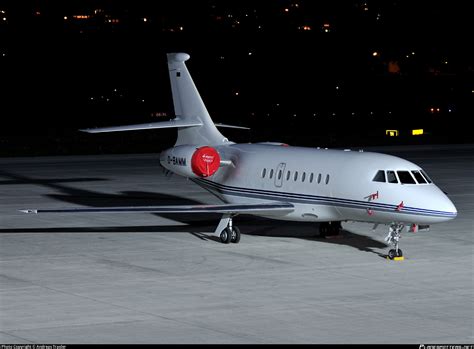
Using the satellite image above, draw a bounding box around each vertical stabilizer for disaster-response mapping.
[167,53,228,146]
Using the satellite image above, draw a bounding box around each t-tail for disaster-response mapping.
[81,52,237,146]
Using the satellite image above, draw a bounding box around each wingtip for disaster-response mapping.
[19,209,38,214]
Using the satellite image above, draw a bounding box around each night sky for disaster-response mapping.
[0,1,473,155]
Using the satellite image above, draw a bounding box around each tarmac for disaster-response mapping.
[0,144,472,344]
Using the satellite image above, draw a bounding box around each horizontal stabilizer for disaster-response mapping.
[20,202,294,216]
[80,117,202,133]
[215,123,250,130]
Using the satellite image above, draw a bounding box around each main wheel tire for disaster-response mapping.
[220,228,232,244]
[397,249,403,257]
[388,249,397,260]
[231,226,241,244]
[319,223,328,238]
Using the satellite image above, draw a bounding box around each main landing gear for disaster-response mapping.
[319,221,341,238]
[385,223,404,260]
[216,215,241,244]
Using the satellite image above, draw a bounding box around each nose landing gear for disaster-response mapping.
[385,223,404,260]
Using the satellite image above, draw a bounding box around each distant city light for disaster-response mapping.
[284,8,289,13]
[372,51,379,57]
[73,15,90,19]
[412,129,424,136]
[143,17,147,22]
[64,16,68,20]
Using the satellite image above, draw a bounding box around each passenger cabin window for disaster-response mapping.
[373,170,386,182]
[294,171,298,181]
[317,173,322,184]
[421,170,432,183]
[269,169,274,179]
[310,173,314,183]
[262,168,266,178]
[302,172,306,182]
[325,174,330,184]
[411,170,427,184]
[286,171,291,181]
[397,171,416,184]
[387,171,398,183]
[278,169,282,180]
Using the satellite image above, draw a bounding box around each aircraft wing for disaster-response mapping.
[20,202,294,216]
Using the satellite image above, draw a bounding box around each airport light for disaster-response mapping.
[412,129,424,136]
[386,130,399,137]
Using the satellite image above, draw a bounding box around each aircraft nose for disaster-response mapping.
[440,192,457,221]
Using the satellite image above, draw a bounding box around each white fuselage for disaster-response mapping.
[190,143,457,225]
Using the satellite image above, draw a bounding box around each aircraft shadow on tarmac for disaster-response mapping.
[0,170,388,254]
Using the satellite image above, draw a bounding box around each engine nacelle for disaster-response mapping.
[160,145,221,178]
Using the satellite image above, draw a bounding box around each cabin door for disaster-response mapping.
[274,163,286,188]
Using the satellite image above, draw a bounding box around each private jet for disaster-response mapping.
[21,52,457,259]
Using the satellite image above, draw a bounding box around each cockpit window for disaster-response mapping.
[397,171,416,184]
[420,169,432,183]
[387,171,398,183]
[411,170,427,184]
[373,170,386,182]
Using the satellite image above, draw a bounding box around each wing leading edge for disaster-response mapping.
[20,202,294,216]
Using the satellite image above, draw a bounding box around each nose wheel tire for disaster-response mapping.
[387,248,403,260]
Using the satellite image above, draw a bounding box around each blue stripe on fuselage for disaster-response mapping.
[192,178,456,218]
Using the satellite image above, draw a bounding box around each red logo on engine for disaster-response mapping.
[191,146,220,177]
